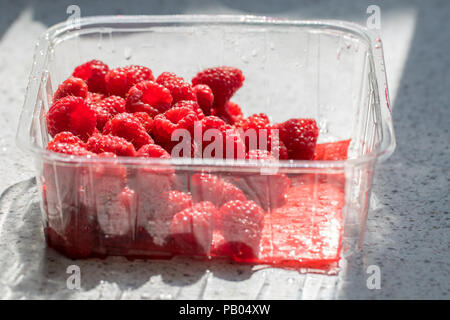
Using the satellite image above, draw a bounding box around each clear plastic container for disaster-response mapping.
[17,15,395,271]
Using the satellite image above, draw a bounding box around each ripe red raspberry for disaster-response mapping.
[152,106,199,151]
[132,112,153,134]
[125,80,172,116]
[199,115,227,156]
[190,173,246,207]
[46,140,94,156]
[277,118,319,160]
[238,149,291,210]
[144,190,193,246]
[218,200,265,259]
[235,113,286,159]
[246,149,273,160]
[46,95,97,141]
[96,187,136,237]
[85,91,106,103]
[193,84,214,115]
[105,65,155,97]
[86,133,136,157]
[53,76,88,102]
[50,131,87,148]
[137,143,171,158]
[72,59,109,94]
[192,66,245,108]
[90,95,126,131]
[211,101,243,125]
[156,72,197,105]
[170,201,217,255]
[103,113,154,149]
[172,100,205,120]
[199,116,246,159]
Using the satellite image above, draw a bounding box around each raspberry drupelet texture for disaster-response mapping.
[53,76,88,102]
[125,80,173,116]
[50,131,87,149]
[211,101,244,125]
[190,173,246,207]
[152,106,199,151]
[132,112,154,134]
[137,143,171,158]
[277,118,319,160]
[170,201,217,254]
[90,95,126,131]
[193,84,214,115]
[156,72,197,105]
[105,65,155,97]
[46,95,97,141]
[86,133,136,157]
[72,59,109,94]
[102,112,154,150]
[218,200,265,259]
[192,66,245,109]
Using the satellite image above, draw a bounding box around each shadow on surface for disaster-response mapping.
[0,178,254,299]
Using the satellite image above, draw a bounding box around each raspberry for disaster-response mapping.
[218,200,264,259]
[46,140,94,156]
[143,190,193,246]
[277,118,319,160]
[133,112,153,134]
[211,101,243,125]
[72,59,109,94]
[85,91,106,103]
[86,133,136,157]
[170,201,217,255]
[234,113,287,159]
[53,76,88,102]
[192,66,245,108]
[200,116,246,159]
[50,131,87,148]
[96,187,136,237]
[125,80,172,116]
[193,84,214,115]
[46,95,97,141]
[105,65,155,97]
[152,106,198,151]
[156,72,197,105]
[236,113,270,132]
[190,173,246,207]
[137,143,171,158]
[102,113,154,149]
[246,149,272,160]
[231,150,291,210]
[172,100,205,120]
[90,95,126,131]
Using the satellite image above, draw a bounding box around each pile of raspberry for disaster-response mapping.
[43,60,328,261]
[46,60,319,161]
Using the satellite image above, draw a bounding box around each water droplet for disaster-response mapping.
[241,55,249,64]
[251,49,258,57]
[269,42,275,50]
[287,278,295,284]
[124,47,132,60]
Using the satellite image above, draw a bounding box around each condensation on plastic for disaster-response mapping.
[16,15,395,271]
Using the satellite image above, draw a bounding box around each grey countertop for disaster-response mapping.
[0,0,448,299]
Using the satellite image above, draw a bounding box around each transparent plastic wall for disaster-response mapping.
[19,16,394,271]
